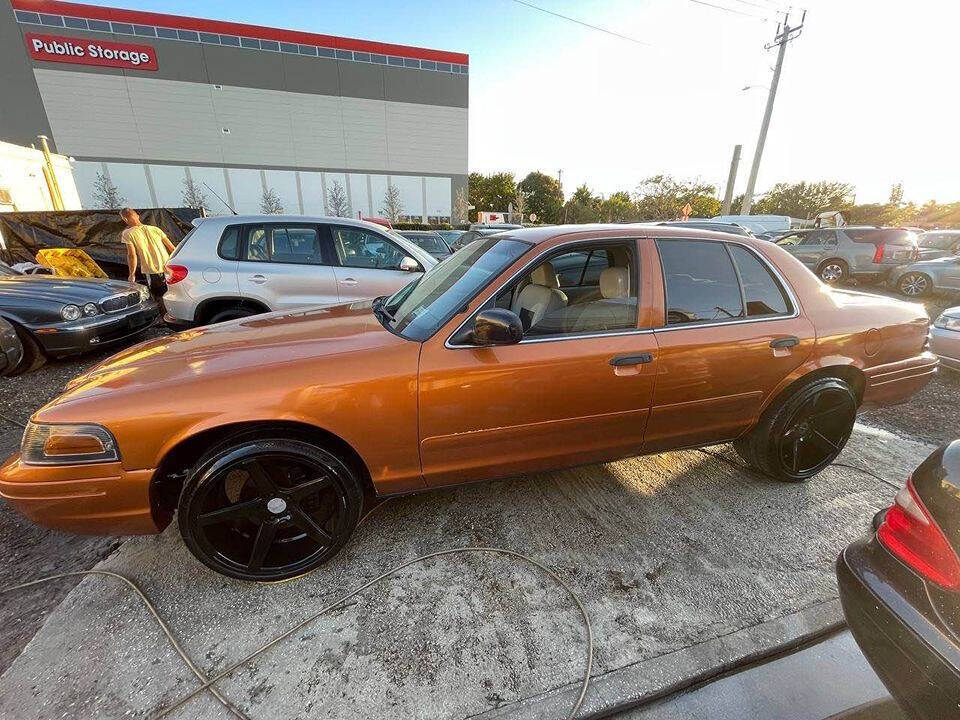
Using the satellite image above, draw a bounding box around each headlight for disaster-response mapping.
[138,286,150,302]
[934,314,960,331]
[82,302,99,317]
[21,422,120,465]
[60,304,81,321]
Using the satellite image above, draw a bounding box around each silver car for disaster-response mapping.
[931,306,960,372]
[889,253,960,297]
[917,230,960,260]
[779,226,918,284]
[163,215,436,326]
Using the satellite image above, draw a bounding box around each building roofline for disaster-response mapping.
[11,0,469,65]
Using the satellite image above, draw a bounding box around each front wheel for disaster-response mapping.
[734,376,858,482]
[897,272,932,298]
[178,435,363,581]
[818,260,848,285]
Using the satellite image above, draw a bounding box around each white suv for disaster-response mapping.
[163,215,437,326]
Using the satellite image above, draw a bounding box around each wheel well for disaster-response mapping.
[767,365,866,415]
[194,297,270,324]
[149,420,374,530]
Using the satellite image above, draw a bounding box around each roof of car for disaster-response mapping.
[193,214,387,231]
[490,223,772,246]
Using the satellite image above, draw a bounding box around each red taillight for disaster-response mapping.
[872,243,885,263]
[165,265,188,284]
[877,478,960,590]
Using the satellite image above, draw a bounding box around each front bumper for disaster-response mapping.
[931,326,960,372]
[29,300,159,356]
[862,352,939,405]
[837,538,960,720]
[0,452,159,535]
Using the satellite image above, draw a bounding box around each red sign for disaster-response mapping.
[25,33,158,71]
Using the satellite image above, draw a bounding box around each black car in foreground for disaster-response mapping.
[838,439,960,720]
[0,261,159,375]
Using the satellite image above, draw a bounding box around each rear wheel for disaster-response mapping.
[897,272,932,298]
[734,376,858,482]
[818,259,848,284]
[178,434,363,581]
[207,307,257,324]
[7,324,46,376]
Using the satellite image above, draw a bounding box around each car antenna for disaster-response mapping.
[203,182,237,215]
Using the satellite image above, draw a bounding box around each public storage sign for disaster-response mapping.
[25,33,158,71]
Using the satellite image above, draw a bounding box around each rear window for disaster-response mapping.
[218,226,240,260]
[657,239,744,325]
[843,228,916,245]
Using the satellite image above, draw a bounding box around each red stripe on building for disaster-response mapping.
[11,0,469,65]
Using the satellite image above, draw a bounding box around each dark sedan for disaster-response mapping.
[838,439,960,720]
[0,261,159,375]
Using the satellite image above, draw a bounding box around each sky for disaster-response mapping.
[87,0,958,204]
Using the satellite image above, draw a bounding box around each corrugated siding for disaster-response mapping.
[34,69,467,175]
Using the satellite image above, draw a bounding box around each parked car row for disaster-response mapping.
[0,224,937,582]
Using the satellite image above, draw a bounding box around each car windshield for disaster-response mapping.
[919,232,958,249]
[381,237,530,341]
[401,232,449,254]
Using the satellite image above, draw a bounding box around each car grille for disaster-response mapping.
[99,291,141,313]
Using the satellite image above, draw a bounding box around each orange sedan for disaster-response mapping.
[0,225,938,580]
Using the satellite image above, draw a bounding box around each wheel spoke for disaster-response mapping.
[197,498,261,526]
[811,429,841,452]
[289,506,334,546]
[791,439,800,473]
[289,475,332,501]
[244,459,277,496]
[247,521,277,571]
[809,403,846,422]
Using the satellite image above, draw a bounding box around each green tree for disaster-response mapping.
[600,191,635,222]
[563,183,600,224]
[468,172,517,218]
[634,175,718,220]
[751,181,854,219]
[380,183,404,222]
[518,171,563,223]
[889,183,904,206]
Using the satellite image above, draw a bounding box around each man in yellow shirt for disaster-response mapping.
[120,208,176,307]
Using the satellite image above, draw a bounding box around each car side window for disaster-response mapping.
[218,226,240,260]
[802,230,834,245]
[332,226,407,270]
[657,239,744,325]
[492,243,637,337]
[242,225,324,265]
[728,245,791,317]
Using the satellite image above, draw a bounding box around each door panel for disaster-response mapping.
[332,266,420,302]
[330,224,422,301]
[645,317,815,452]
[417,334,659,487]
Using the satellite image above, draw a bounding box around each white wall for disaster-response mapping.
[0,140,82,211]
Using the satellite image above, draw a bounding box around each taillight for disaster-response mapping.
[165,265,188,284]
[872,243,885,263]
[877,478,960,590]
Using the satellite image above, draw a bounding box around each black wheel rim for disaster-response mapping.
[776,388,856,477]
[189,450,347,579]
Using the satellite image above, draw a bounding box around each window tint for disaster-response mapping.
[493,244,637,337]
[657,239,744,325]
[844,228,915,245]
[218,226,240,260]
[728,245,791,317]
[243,225,323,264]
[801,230,836,245]
[333,227,408,269]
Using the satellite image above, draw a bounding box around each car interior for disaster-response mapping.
[333,228,405,269]
[493,244,638,336]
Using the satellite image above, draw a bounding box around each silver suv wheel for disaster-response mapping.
[820,262,845,283]
[898,272,930,297]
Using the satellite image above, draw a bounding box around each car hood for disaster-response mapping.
[0,274,140,304]
[57,300,402,400]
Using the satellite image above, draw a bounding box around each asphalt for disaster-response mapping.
[0,422,933,720]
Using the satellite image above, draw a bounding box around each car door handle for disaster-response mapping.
[770,336,799,349]
[609,353,653,366]
[339,277,358,286]
[248,274,266,284]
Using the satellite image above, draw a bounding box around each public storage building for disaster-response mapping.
[0,0,468,221]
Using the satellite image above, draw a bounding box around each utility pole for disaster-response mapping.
[740,10,805,216]
[721,144,742,215]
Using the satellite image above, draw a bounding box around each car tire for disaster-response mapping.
[7,324,46,376]
[734,376,858,482]
[897,272,932,298]
[178,430,363,581]
[207,307,258,324]
[818,259,848,284]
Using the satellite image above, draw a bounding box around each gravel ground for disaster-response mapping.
[0,325,170,674]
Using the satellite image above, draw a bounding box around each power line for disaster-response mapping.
[687,0,770,20]
[726,0,780,10]
[509,0,652,47]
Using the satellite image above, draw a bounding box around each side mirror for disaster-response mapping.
[473,308,523,346]
[399,256,420,272]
